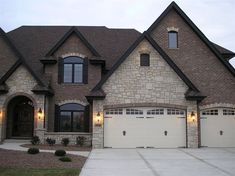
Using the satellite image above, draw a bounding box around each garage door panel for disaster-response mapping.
[200,108,235,147]
[104,107,186,148]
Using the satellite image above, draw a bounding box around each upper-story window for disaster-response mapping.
[168,31,178,49]
[58,56,88,84]
[140,53,150,66]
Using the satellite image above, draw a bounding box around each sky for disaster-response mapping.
[0,0,235,66]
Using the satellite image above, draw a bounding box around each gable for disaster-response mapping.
[46,27,100,57]
[148,6,235,104]
[102,39,189,105]
[6,65,37,95]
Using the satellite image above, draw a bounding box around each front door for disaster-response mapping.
[12,101,34,137]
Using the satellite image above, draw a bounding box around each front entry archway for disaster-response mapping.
[6,96,34,138]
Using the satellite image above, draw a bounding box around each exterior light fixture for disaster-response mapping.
[38,108,42,119]
[191,111,196,122]
[95,112,102,126]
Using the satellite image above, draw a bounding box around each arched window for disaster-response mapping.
[58,56,88,84]
[58,103,87,132]
[168,31,178,49]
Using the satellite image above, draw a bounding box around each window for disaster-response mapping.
[147,109,164,115]
[58,56,88,84]
[168,31,178,49]
[126,108,143,115]
[105,108,123,115]
[223,109,235,115]
[140,53,150,66]
[59,103,86,132]
[201,109,218,115]
[167,108,184,115]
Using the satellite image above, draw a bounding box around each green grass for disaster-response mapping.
[0,168,80,176]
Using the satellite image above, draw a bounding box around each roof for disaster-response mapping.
[0,28,49,88]
[92,32,203,99]
[7,26,141,71]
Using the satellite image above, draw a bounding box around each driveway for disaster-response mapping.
[80,148,235,176]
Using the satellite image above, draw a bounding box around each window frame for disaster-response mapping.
[140,53,150,66]
[168,31,178,49]
[59,103,85,132]
[62,56,84,84]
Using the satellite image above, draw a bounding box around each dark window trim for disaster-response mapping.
[168,31,178,49]
[140,53,150,66]
[62,56,84,84]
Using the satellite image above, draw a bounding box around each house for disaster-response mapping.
[0,2,235,148]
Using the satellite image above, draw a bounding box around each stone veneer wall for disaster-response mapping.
[92,40,198,148]
[0,66,46,142]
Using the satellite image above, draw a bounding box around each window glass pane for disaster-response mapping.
[74,64,83,83]
[64,64,72,83]
[73,112,84,132]
[168,32,178,48]
[140,54,150,66]
[60,112,71,132]
[64,56,83,63]
[60,103,85,111]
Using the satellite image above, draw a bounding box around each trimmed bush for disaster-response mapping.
[27,148,39,154]
[59,156,72,162]
[31,136,40,145]
[77,136,86,146]
[46,138,56,146]
[55,149,66,157]
[61,138,69,146]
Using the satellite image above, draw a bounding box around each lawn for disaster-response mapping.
[0,148,87,176]
[0,168,80,176]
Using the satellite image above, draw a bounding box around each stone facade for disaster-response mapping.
[150,9,235,105]
[0,65,45,142]
[92,40,199,148]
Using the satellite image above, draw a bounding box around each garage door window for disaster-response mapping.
[202,109,218,115]
[167,108,184,115]
[105,108,123,115]
[126,108,143,115]
[147,109,164,115]
[223,109,235,115]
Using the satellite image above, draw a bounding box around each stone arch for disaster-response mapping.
[58,99,88,106]
[61,53,86,59]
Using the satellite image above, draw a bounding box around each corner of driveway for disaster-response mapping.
[80,148,235,176]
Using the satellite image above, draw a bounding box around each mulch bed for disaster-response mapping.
[0,148,87,169]
[21,144,92,151]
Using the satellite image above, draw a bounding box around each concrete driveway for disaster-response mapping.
[80,148,235,176]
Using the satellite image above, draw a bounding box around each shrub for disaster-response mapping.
[77,136,86,146]
[61,138,69,146]
[28,148,39,154]
[55,149,66,156]
[46,138,56,146]
[31,136,40,145]
[59,156,72,162]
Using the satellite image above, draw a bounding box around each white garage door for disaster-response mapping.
[200,108,235,147]
[104,107,186,148]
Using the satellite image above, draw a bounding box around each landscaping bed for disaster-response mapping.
[0,148,87,176]
[21,144,91,151]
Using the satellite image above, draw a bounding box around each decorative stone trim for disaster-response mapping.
[104,103,187,110]
[61,53,86,58]
[58,99,88,106]
[138,49,151,54]
[167,27,179,32]
[199,103,235,110]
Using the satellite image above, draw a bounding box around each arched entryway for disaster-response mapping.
[6,96,34,138]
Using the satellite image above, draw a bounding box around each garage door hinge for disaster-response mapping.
[104,146,112,148]
[177,116,185,118]
[200,117,207,119]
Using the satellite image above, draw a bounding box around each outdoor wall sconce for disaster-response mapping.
[191,111,196,122]
[38,108,43,120]
[0,110,2,120]
[95,112,102,126]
